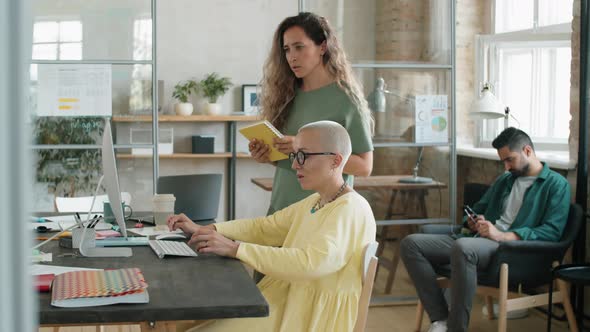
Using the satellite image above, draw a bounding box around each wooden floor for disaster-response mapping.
[39,242,574,332]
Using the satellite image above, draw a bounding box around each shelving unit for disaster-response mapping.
[115,114,259,219]
[117,152,252,159]
[113,115,260,122]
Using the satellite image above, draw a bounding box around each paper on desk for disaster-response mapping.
[127,227,182,237]
[31,264,101,276]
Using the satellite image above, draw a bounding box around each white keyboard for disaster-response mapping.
[148,240,198,259]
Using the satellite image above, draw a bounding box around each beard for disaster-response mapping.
[509,162,530,177]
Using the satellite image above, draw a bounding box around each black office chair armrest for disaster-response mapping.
[480,240,567,287]
[496,239,566,255]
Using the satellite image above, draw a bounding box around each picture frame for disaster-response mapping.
[242,84,260,115]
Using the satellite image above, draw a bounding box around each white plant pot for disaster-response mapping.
[204,102,222,115]
[175,103,193,116]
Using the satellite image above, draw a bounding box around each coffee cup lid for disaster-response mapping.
[153,194,175,201]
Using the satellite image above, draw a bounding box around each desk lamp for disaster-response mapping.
[469,83,510,128]
[399,146,433,183]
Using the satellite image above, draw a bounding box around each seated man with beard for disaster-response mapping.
[400,127,571,332]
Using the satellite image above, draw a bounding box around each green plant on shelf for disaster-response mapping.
[199,73,232,103]
[172,80,199,103]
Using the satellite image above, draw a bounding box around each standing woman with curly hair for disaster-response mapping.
[250,12,374,214]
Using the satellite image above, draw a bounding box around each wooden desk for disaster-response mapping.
[251,175,446,222]
[38,241,268,331]
[251,175,447,298]
[251,175,445,191]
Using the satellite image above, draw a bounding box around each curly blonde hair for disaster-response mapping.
[260,12,374,134]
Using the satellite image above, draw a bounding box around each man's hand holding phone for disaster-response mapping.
[463,205,480,234]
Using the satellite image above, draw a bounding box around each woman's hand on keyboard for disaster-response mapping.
[188,227,239,258]
[167,213,199,234]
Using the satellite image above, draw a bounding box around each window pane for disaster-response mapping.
[32,43,57,60]
[499,50,533,134]
[59,21,82,42]
[552,48,571,139]
[538,0,573,27]
[495,0,534,33]
[33,21,58,43]
[59,42,82,60]
[491,45,570,143]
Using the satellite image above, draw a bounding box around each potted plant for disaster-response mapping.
[172,80,198,116]
[199,73,233,115]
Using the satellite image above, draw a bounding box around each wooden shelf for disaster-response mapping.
[112,115,260,122]
[117,152,252,159]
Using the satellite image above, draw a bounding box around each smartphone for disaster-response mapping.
[463,205,478,223]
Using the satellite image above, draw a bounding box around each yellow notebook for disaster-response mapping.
[239,120,288,161]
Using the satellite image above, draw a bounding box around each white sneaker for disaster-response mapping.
[427,320,448,332]
[482,303,529,319]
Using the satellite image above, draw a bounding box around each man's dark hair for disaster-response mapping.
[491,127,535,151]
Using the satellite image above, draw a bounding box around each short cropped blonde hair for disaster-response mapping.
[299,120,352,169]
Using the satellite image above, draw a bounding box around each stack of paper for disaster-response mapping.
[51,268,149,307]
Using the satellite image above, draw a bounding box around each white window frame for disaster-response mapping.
[474,9,572,150]
[32,19,83,61]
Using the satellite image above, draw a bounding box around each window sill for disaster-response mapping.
[456,145,575,170]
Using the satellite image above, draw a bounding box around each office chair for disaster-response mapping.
[354,241,379,332]
[157,174,222,221]
[414,204,583,332]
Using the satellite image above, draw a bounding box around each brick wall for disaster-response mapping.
[371,0,488,220]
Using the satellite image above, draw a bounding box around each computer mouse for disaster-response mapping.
[155,233,187,240]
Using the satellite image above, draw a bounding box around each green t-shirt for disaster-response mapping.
[267,83,373,214]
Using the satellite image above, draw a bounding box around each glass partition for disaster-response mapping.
[32,0,152,61]
[354,67,452,142]
[304,0,452,64]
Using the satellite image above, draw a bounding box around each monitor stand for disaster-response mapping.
[76,174,133,258]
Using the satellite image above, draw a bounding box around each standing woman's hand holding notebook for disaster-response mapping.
[240,121,289,162]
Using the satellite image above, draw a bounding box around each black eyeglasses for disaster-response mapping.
[289,150,336,165]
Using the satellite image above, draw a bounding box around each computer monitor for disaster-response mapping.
[79,121,132,257]
[102,121,128,238]
[158,174,222,221]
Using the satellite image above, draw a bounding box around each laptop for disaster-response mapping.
[157,174,222,222]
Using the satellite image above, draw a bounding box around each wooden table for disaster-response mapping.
[251,175,446,223]
[38,240,268,331]
[251,175,447,300]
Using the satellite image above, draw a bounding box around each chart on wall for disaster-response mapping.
[37,64,112,117]
[414,95,448,143]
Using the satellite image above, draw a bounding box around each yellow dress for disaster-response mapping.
[198,191,376,332]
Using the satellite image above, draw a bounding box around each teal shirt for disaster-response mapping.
[468,163,571,241]
[268,83,373,214]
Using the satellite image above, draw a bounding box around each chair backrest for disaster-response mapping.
[157,174,222,221]
[354,241,378,332]
[480,204,585,288]
[463,182,490,207]
[55,192,132,213]
[558,204,584,249]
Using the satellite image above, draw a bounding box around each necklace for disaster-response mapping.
[310,182,347,214]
